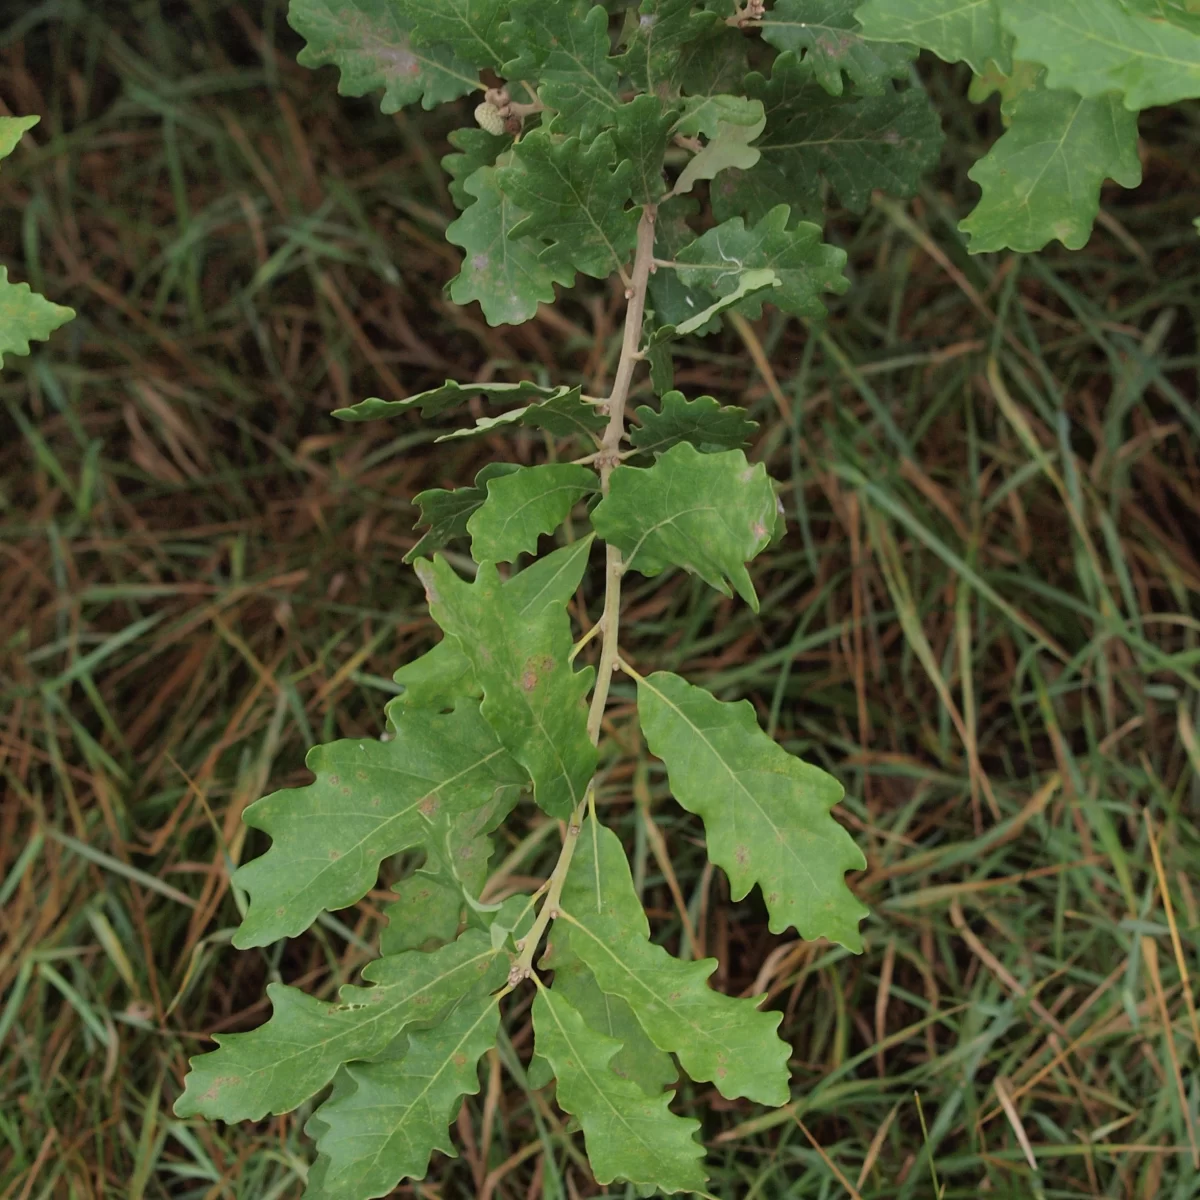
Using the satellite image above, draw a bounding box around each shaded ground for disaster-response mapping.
[2,3,1200,1198]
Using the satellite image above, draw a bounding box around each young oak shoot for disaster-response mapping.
[175,1,1196,1195]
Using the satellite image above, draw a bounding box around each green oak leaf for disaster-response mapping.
[406,462,521,563]
[231,699,525,947]
[713,54,943,222]
[447,163,575,326]
[961,83,1142,253]
[854,0,1010,74]
[174,932,505,1120]
[614,94,678,204]
[532,984,707,1193]
[335,378,566,421]
[312,986,503,1198]
[467,463,600,563]
[591,441,776,610]
[380,784,520,952]
[630,391,758,455]
[393,0,513,68]
[287,0,479,112]
[443,126,512,209]
[416,558,597,820]
[0,266,75,369]
[392,536,595,712]
[560,819,792,1105]
[759,0,916,96]
[498,130,638,280]
[436,387,606,443]
[503,0,622,135]
[673,204,849,319]
[1000,0,1200,110]
[636,670,868,949]
[540,929,678,1097]
[672,99,765,195]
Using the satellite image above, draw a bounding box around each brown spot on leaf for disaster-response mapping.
[734,844,749,865]
[329,849,341,860]
[328,774,339,786]
[453,1053,468,1067]
[419,794,440,817]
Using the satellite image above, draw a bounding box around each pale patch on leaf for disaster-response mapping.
[287,0,480,111]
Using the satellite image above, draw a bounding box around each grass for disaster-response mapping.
[2,2,1200,1198]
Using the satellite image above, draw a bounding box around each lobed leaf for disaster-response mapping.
[416,557,596,819]
[636,670,868,949]
[175,931,505,1121]
[539,928,677,1097]
[629,390,758,455]
[560,819,792,1105]
[713,53,943,221]
[854,0,1010,74]
[287,0,479,112]
[467,463,600,563]
[532,985,707,1193]
[405,462,520,563]
[759,0,916,96]
[446,163,575,326]
[672,99,765,196]
[591,441,777,611]
[960,82,1142,253]
[231,699,525,947]
[498,130,638,280]
[1000,0,1200,110]
[673,204,849,320]
[392,537,595,712]
[503,0,623,135]
[310,986,503,1198]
